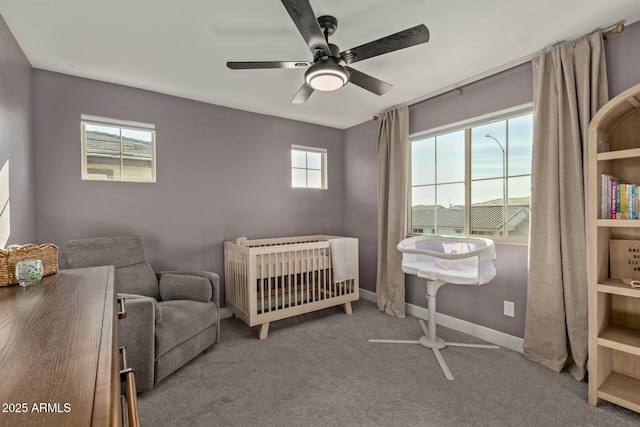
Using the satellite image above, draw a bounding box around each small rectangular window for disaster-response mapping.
[81,115,156,183]
[291,145,327,189]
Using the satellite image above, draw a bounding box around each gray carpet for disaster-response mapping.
[138,300,639,426]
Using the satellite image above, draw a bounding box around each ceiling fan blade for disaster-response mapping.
[281,0,331,55]
[227,61,310,70]
[340,24,430,64]
[291,83,314,104]
[345,67,392,96]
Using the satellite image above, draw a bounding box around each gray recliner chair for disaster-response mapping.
[60,235,220,393]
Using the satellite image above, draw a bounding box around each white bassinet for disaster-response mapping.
[398,235,496,285]
[370,234,499,380]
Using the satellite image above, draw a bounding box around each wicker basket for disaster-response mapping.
[0,243,59,286]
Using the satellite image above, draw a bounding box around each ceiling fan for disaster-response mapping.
[227,0,430,103]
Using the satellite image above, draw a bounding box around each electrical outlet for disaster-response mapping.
[504,301,515,317]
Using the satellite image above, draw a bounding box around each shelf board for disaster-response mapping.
[598,279,640,297]
[598,372,640,413]
[597,219,640,227]
[597,147,640,161]
[598,325,640,355]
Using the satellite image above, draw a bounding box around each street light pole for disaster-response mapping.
[486,134,506,236]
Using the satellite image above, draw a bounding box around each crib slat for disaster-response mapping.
[248,253,257,319]
[257,254,261,314]
[311,248,316,303]
[292,251,296,307]
[328,247,333,297]
[324,248,329,299]
[313,250,317,301]
[276,252,282,310]
[328,248,331,299]
[239,254,243,310]
[245,253,249,311]
[288,250,292,308]
[302,249,307,303]
[314,251,318,301]
[267,253,272,312]
[304,249,313,303]
[320,249,324,300]
[294,250,299,306]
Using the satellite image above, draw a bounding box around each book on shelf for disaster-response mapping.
[621,183,626,218]
[601,173,639,219]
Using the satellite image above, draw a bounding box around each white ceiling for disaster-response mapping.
[1,0,640,129]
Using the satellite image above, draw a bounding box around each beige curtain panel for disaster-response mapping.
[524,32,608,381]
[376,106,409,318]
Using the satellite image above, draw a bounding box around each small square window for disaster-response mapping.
[291,145,327,189]
[81,115,156,183]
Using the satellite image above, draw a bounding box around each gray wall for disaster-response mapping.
[343,21,640,338]
[606,21,640,98]
[0,15,34,246]
[32,71,345,304]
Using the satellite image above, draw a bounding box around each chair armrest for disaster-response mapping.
[156,271,220,308]
[156,271,221,344]
[119,293,162,323]
[117,293,157,393]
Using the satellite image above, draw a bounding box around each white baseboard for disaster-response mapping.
[358,288,523,353]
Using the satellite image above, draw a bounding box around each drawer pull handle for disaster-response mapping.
[119,346,128,371]
[117,297,127,319]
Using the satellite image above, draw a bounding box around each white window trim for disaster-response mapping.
[408,103,533,244]
[291,144,328,189]
[81,115,156,183]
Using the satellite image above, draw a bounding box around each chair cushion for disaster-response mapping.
[116,262,160,300]
[159,274,212,303]
[155,300,218,358]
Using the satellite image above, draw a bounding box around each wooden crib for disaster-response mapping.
[224,235,359,339]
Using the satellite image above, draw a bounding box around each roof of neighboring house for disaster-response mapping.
[85,131,152,157]
[412,205,530,231]
[472,197,530,207]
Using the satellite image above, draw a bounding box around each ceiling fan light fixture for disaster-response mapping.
[305,60,348,91]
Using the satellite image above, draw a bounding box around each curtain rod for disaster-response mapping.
[373,22,625,121]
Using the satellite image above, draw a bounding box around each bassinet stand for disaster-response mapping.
[369,235,500,381]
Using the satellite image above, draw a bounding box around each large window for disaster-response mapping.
[410,105,532,241]
[81,115,156,183]
[291,145,327,189]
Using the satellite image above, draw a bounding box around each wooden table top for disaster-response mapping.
[0,266,117,426]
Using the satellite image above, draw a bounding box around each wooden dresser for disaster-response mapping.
[0,266,135,426]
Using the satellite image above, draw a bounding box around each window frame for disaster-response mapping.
[81,114,156,183]
[291,145,328,189]
[408,103,533,244]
